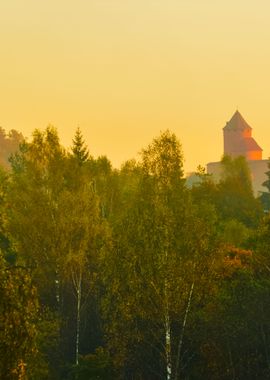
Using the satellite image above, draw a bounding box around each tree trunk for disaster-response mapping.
[175,282,194,380]
[164,274,172,380]
[75,272,82,366]
[165,308,172,380]
[55,266,60,306]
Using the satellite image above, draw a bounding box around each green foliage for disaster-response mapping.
[28,309,61,380]
[195,268,270,379]
[69,348,113,380]
[217,155,263,227]
[259,159,270,211]
[221,155,253,192]
[101,131,221,378]
[191,155,263,229]
[87,155,118,219]
[1,126,270,379]
[141,129,184,189]
[6,126,109,376]
[220,219,250,247]
[0,253,38,379]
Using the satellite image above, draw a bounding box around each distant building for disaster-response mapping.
[207,111,269,195]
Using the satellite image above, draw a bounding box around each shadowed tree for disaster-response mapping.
[259,159,270,211]
[216,155,263,227]
[0,252,38,379]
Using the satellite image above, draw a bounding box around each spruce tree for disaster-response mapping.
[71,127,89,164]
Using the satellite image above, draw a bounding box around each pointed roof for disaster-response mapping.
[223,110,252,131]
[239,137,262,152]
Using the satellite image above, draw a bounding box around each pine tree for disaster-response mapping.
[71,127,89,164]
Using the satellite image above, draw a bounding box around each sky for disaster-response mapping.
[1,0,270,173]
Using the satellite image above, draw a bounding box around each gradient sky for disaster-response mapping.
[1,0,270,172]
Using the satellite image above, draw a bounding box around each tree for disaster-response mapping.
[259,159,270,211]
[192,248,270,380]
[0,127,24,169]
[0,252,38,379]
[6,126,108,376]
[101,131,220,380]
[8,126,67,306]
[60,172,105,367]
[216,155,263,227]
[71,128,89,165]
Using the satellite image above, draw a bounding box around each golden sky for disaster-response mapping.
[1,0,270,172]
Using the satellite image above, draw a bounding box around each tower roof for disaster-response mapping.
[238,137,262,152]
[223,110,252,131]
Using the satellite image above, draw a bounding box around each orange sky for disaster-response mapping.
[1,0,270,172]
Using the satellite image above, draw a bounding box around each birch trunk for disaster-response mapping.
[75,270,82,366]
[164,273,172,380]
[165,308,172,380]
[55,266,60,305]
[175,282,194,380]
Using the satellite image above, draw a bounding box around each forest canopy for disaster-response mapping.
[0,126,270,380]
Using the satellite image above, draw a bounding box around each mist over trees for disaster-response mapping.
[1,126,270,379]
[0,127,24,169]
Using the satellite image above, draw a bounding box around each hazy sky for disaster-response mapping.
[1,0,270,172]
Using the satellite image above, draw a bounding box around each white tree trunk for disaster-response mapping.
[165,308,172,380]
[55,266,60,305]
[175,282,194,380]
[75,271,82,366]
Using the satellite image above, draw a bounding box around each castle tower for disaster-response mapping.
[223,110,262,160]
[207,111,269,195]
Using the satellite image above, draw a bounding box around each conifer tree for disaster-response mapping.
[71,127,89,164]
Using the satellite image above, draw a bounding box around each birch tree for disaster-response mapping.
[6,126,107,372]
[102,131,219,379]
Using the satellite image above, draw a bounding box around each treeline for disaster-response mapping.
[0,127,24,169]
[0,127,270,380]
